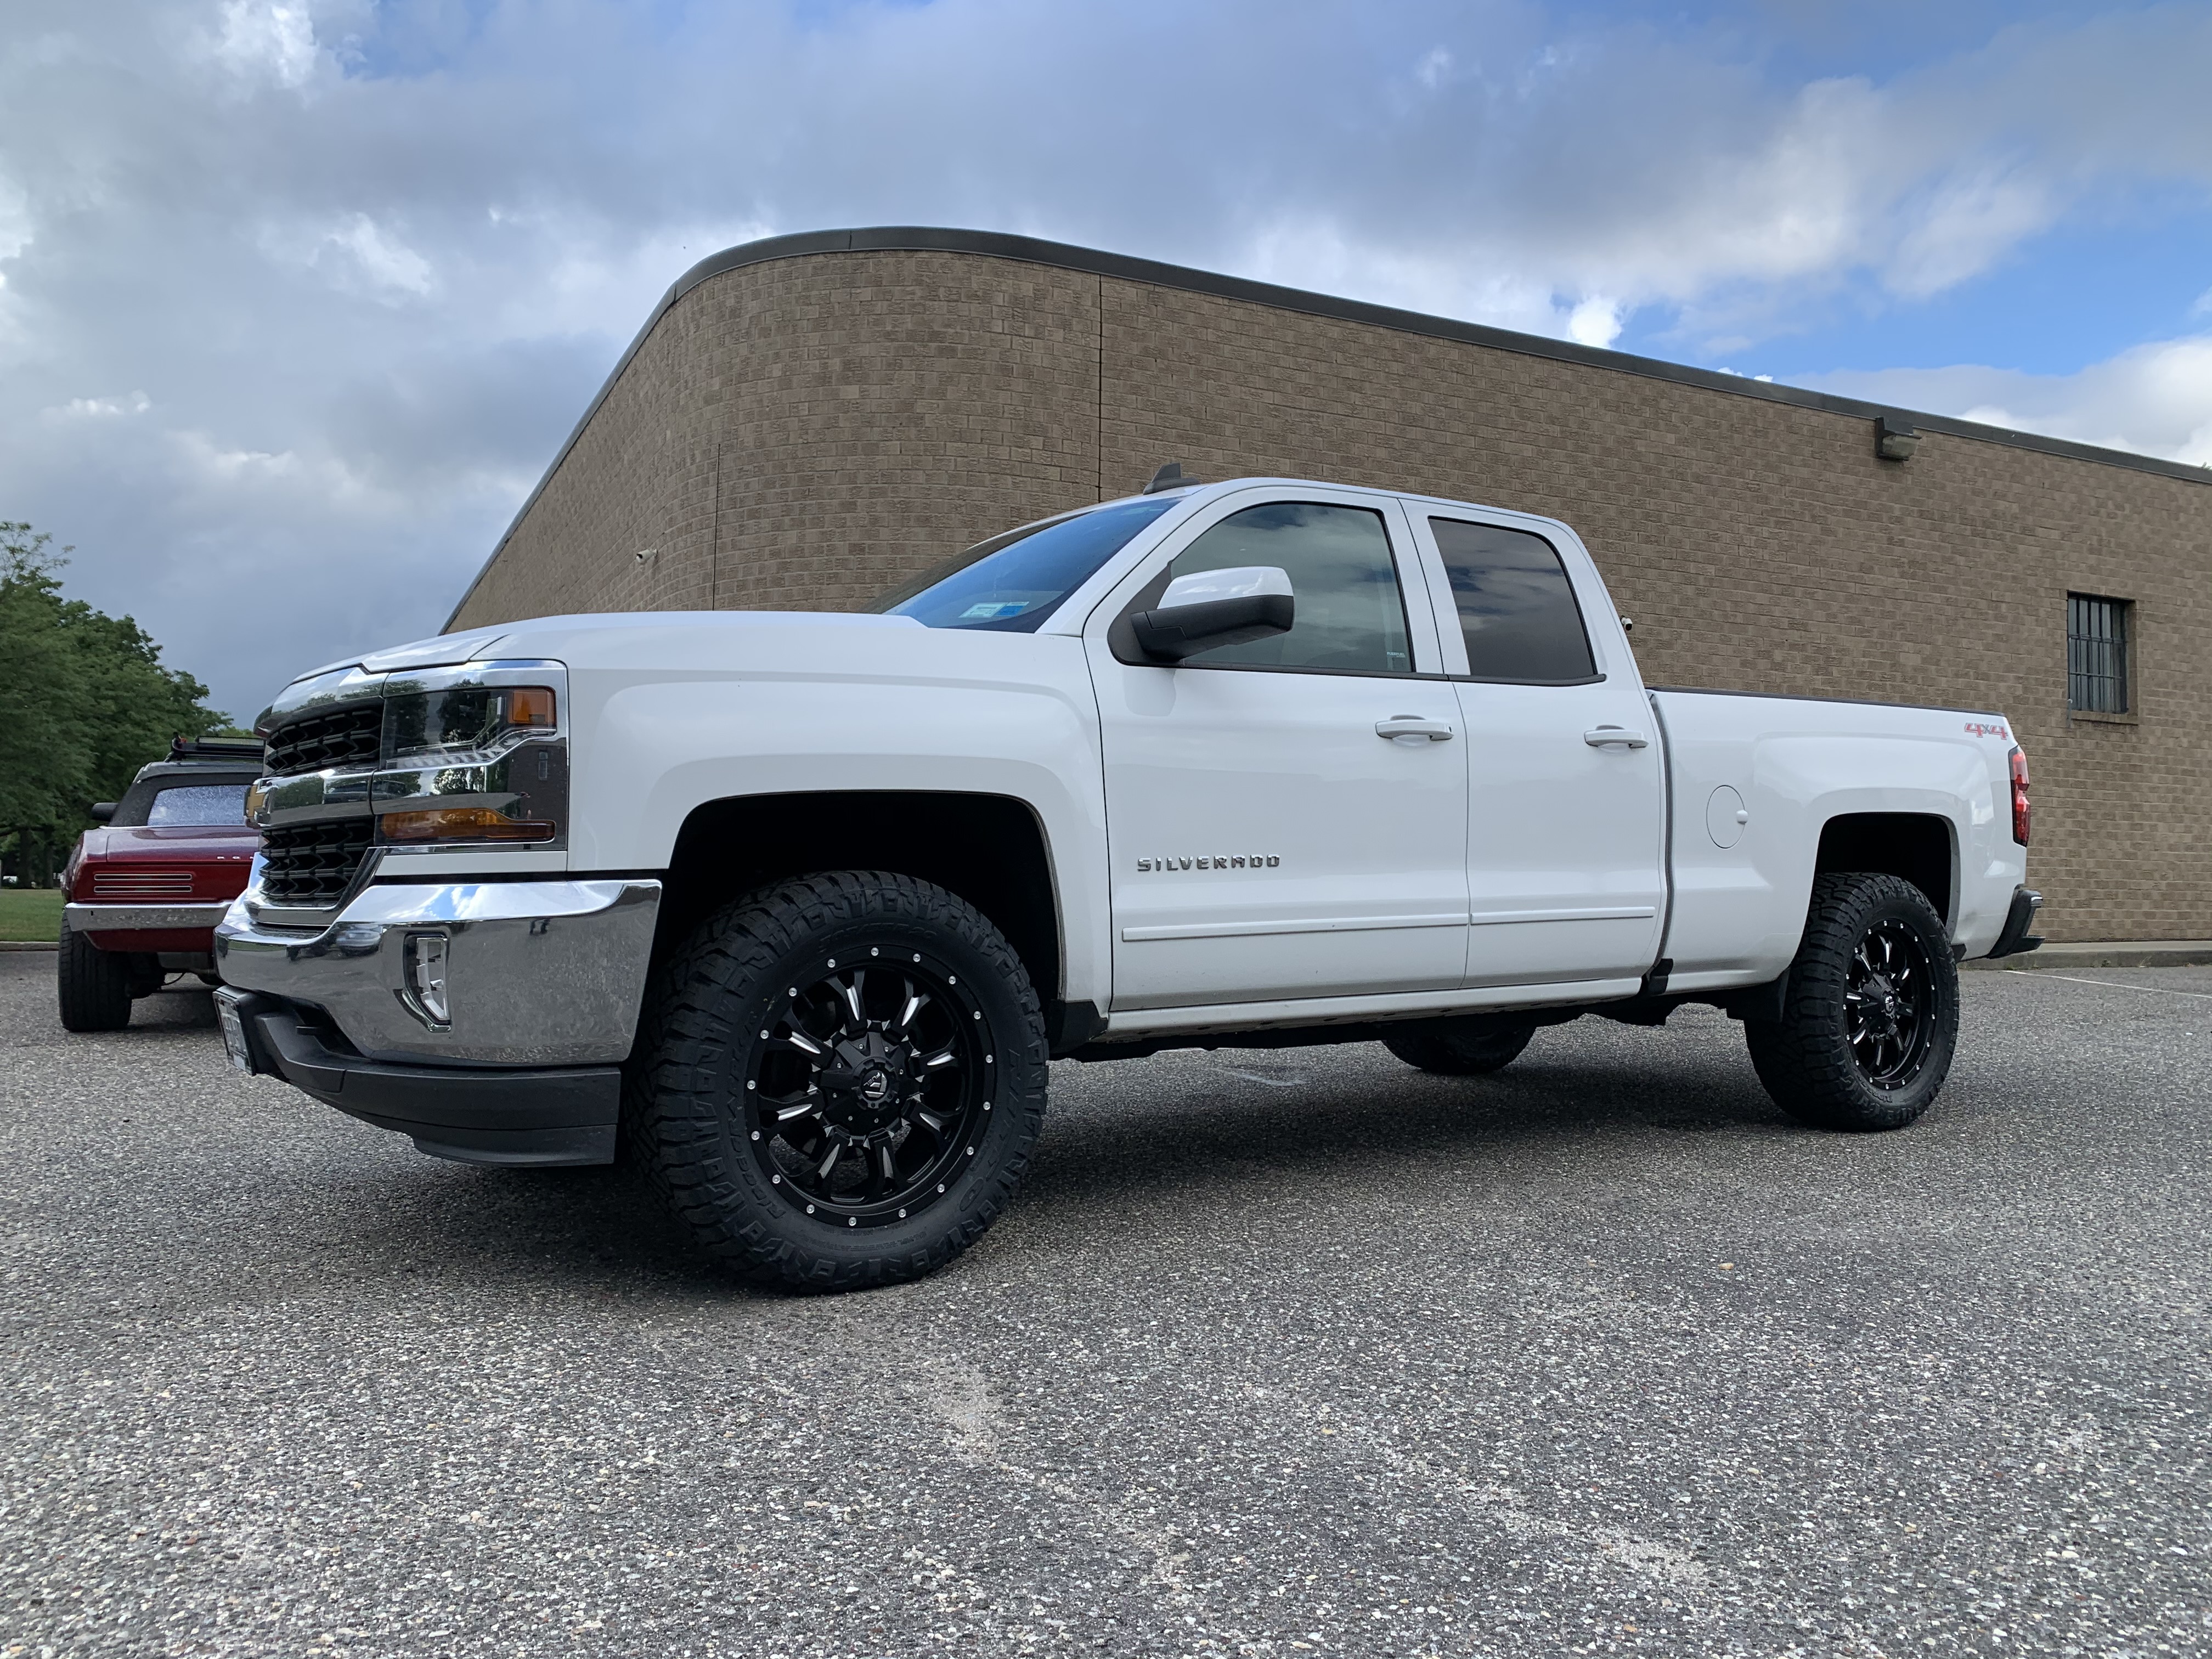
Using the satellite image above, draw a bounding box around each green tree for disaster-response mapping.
[1,523,234,885]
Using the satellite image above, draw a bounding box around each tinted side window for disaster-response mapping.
[108,772,257,827]
[1430,518,1595,682]
[1165,503,1412,674]
[147,783,250,827]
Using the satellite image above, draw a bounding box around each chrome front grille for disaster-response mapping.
[258,819,375,907]
[264,703,383,777]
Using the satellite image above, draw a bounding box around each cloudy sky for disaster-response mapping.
[3,1,2209,723]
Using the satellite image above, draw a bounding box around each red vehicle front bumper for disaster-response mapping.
[63,901,236,956]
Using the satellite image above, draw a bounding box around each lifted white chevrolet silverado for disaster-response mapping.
[217,473,2043,1288]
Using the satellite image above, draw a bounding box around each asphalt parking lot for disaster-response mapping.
[2,953,2207,1659]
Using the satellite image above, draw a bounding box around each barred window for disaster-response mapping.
[2067,594,2131,714]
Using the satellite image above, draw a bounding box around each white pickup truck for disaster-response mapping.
[216,472,2043,1288]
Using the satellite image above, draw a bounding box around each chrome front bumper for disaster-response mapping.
[66,901,233,932]
[215,878,662,1066]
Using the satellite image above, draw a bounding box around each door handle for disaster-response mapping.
[1583,726,1649,749]
[1376,716,1455,742]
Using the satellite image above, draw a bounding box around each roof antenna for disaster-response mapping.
[1141,462,1199,495]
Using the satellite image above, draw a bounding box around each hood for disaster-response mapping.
[470,608,919,657]
[271,628,516,706]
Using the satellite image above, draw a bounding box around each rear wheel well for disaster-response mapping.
[1813,812,1954,929]
[654,792,1061,1005]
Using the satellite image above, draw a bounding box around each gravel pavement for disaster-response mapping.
[2,952,2207,1658]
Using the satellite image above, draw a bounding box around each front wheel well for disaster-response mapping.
[653,792,1062,1006]
[1813,812,1954,929]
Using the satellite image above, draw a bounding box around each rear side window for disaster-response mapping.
[1429,518,1596,682]
[1163,503,1412,675]
[109,773,258,827]
[147,783,250,827]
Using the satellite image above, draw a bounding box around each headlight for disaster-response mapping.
[372,661,569,848]
[383,683,557,768]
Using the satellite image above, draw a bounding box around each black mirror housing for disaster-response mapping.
[89,803,117,824]
[1131,593,1295,663]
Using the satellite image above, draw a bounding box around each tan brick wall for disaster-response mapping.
[452,249,2212,941]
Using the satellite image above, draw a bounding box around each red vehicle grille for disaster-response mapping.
[90,870,196,899]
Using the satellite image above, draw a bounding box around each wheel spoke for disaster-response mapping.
[774,1029,826,1057]
[841,973,866,1031]
[897,990,927,1031]
[774,1100,817,1122]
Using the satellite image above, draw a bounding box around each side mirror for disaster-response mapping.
[1131,566,1296,663]
[89,803,117,824]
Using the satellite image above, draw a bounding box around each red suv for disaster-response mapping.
[58,738,264,1031]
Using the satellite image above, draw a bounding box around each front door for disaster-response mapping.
[1409,511,1667,987]
[1086,490,1470,1011]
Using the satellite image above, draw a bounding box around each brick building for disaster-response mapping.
[446,228,2212,940]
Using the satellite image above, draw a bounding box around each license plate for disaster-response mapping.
[214,989,256,1075]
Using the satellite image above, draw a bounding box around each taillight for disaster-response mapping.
[2008,746,2031,846]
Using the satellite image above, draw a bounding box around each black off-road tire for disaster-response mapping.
[1746,872,1960,1131]
[1382,1017,1536,1076]
[625,871,1049,1291]
[57,926,134,1032]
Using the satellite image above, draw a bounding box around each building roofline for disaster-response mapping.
[445,225,2211,631]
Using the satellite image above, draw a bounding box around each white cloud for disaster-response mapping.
[1884,168,2055,300]
[1808,335,2212,469]
[317,213,434,297]
[213,1,321,90]
[0,172,29,262]
[1566,297,1622,349]
[43,392,151,421]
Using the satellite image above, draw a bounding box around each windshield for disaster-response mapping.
[871,496,1181,631]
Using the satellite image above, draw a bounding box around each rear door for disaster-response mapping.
[1404,510,1667,987]
[1084,488,1469,1011]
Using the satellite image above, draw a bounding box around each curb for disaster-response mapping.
[0,941,59,952]
[1964,943,2212,972]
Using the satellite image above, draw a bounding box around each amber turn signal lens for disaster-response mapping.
[381,806,554,843]
[504,687,557,729]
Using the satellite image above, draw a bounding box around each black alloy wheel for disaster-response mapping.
[627,871,1049,1290]
[747,951,992,1227]
[1746,871,1960,1132]
[1843,918,1936,1090]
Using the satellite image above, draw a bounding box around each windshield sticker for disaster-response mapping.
[960,601,1029,620]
